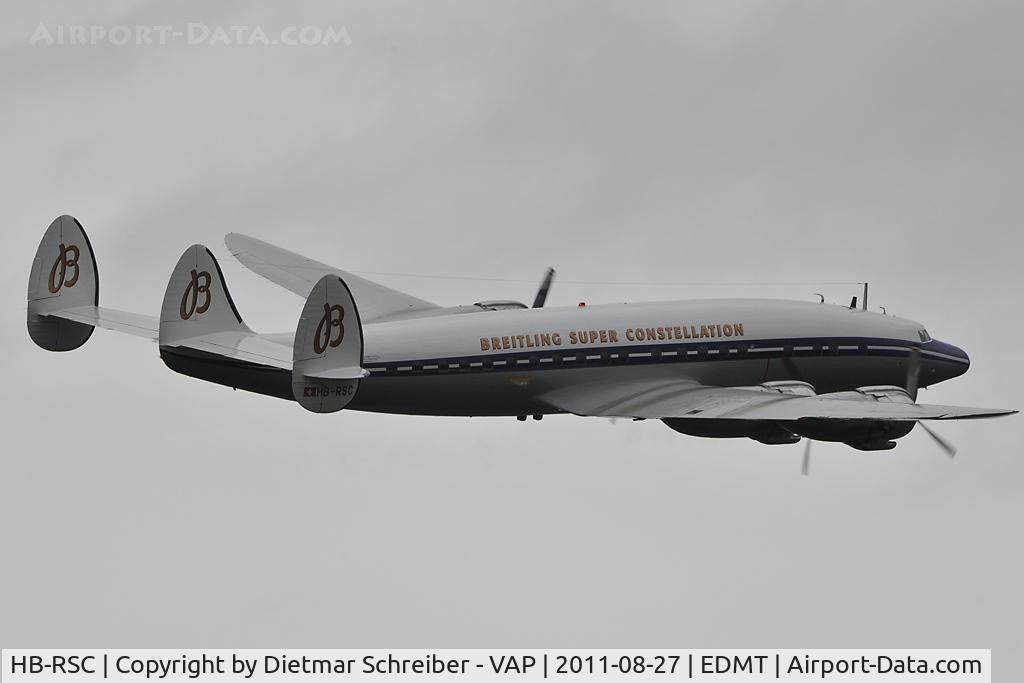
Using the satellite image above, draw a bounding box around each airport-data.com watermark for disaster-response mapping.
[29,23,351,47]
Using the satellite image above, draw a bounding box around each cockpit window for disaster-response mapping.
[475,300,528,311]
[918,329,932,343]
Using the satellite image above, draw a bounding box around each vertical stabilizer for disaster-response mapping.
[159,245,250,345]
[27,215,99,351]
[292,275,367,413]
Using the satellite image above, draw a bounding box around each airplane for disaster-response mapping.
[27,215,1015,472]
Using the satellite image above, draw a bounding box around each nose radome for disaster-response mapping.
[927,339,970,379]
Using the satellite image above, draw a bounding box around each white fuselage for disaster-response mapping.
[336,298,969,416]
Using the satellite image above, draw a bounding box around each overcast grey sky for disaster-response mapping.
[2,0,1023,674]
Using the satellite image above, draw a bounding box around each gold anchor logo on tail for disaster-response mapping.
[47,243,80,293]
[313,303,345,354]
[179,269,212,320]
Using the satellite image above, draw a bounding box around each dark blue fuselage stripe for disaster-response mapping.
[364,336,967,377]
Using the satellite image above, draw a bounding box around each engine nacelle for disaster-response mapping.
[663,418,800,445]
[789,385,917,450]
[664,385,921,450]
[790,419,915,450]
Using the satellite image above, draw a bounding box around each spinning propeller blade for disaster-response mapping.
[532,268,555,308]
[918,421,957,458]
[905,346,957,457]
[801,439,811,476]
[905,346,921,400]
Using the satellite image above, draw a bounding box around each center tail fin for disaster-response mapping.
[292,274,368,413]
[157,244,294,399]
[160,244,251,343]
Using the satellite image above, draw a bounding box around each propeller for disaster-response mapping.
[905,346,920,400]
[532,267,556,308]
[918,421,957,458]
[905,346,956,458]
[798,344,954,475]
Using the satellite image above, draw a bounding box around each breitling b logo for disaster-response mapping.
[314,302,345,354]
[47,243,80,294]
[179,269,212,320]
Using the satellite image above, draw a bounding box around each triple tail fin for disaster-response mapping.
[292,274,368,413]
[157,244,293,400]
[27,215,99,351]
[159,244,251,344]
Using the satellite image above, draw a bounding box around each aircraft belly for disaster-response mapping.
[160,347,293,400]
[347,354,925,417]
[156,348,923,417]
[348,359,772,416]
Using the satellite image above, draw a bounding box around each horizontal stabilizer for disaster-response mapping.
[46,305,157,340]
[303,366,370,381]
[172,331,292,369]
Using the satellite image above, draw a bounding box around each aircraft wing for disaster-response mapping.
[539,379,1016,421]
[224,233,441,322]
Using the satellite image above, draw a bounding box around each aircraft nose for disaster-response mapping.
[925,339,970,381]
